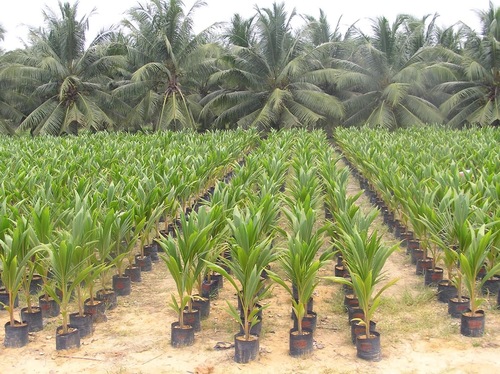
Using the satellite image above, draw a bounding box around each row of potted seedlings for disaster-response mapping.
[335,127,499,338]
[158,130,293,363]
[319,147,397,362]
[0,132,259,349]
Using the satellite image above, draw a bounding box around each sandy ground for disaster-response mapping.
[1,170,499,374]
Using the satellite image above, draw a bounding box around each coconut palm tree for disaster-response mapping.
[115,0,217,131]
[222,14,256,48]
[201,2,344,131]
[329,15,443,128]
[432,2,500,127]
[1,1,126,135]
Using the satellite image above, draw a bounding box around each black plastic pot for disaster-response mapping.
[335,265,346,277]
[437,280,457,303]
[21,307,44,332]
[39,295,60,318]
[292,311,317,332]
[482,276,500,295]
[29,274,44,295]
[192,296,210,319]
[448,297,471,318]
[69,312,93,338]
[96,288,118,310]
[460,310,485,337]
[212,273,224,289]
[113,274,132,295]
[289,328,313,357]
[348,307,365,325]
[416,258,433,276]
[143,244,159,262]
[344,294,359,310]
[125,266,142,283]
[0,291,18,310]
[56,325,80,350]
[356,331,381,361]
[4,321,29,348]
[183,309,201,332]
[351,320,377,344]
[84,298,107,323]
[424,267,444,286]
[410,248,424,265]
[171,322,194,348]
[201,279,218,299]
[135,254,152,272]
[234,333,259,364]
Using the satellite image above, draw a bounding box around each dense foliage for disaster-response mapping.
[1,1,500,134]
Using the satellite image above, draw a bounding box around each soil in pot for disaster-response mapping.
[135,254,152,272]
[96,288,118,310]
[424,267,444,286]
[437,280,457,303]
[460,310,485,337]
[39,295,60,318]
[192,296,210,319]
[351,320,377,345]
[183,309,201,332]
[289,328,313,357]
[234,333,259,364]
[448,297,471,318]
[69,312,94,338]
[113,274,132,295]
[56,325,80,350]
[4,321,29,348]
[356,331,381,361]
[171,322,194,348]
[125,266,142,283]
[84,298,107,323]
[21,307,44,332]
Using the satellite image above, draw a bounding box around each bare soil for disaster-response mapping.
[1,172,499,374]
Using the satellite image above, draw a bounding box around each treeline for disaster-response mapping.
[0,0,499,135]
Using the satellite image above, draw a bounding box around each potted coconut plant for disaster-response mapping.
[43,233,96,350]
[327,227,398,361]
[269,207,332,356]
[31,202,60,318]
[0,218,41,347]
[159,209,214,346]
[110,209,139,294]
[207,206,278,364]
[458,224,500,337]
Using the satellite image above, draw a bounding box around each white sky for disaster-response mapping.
[1,0,496,51]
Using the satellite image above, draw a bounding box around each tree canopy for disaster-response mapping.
[1,0,500,134]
